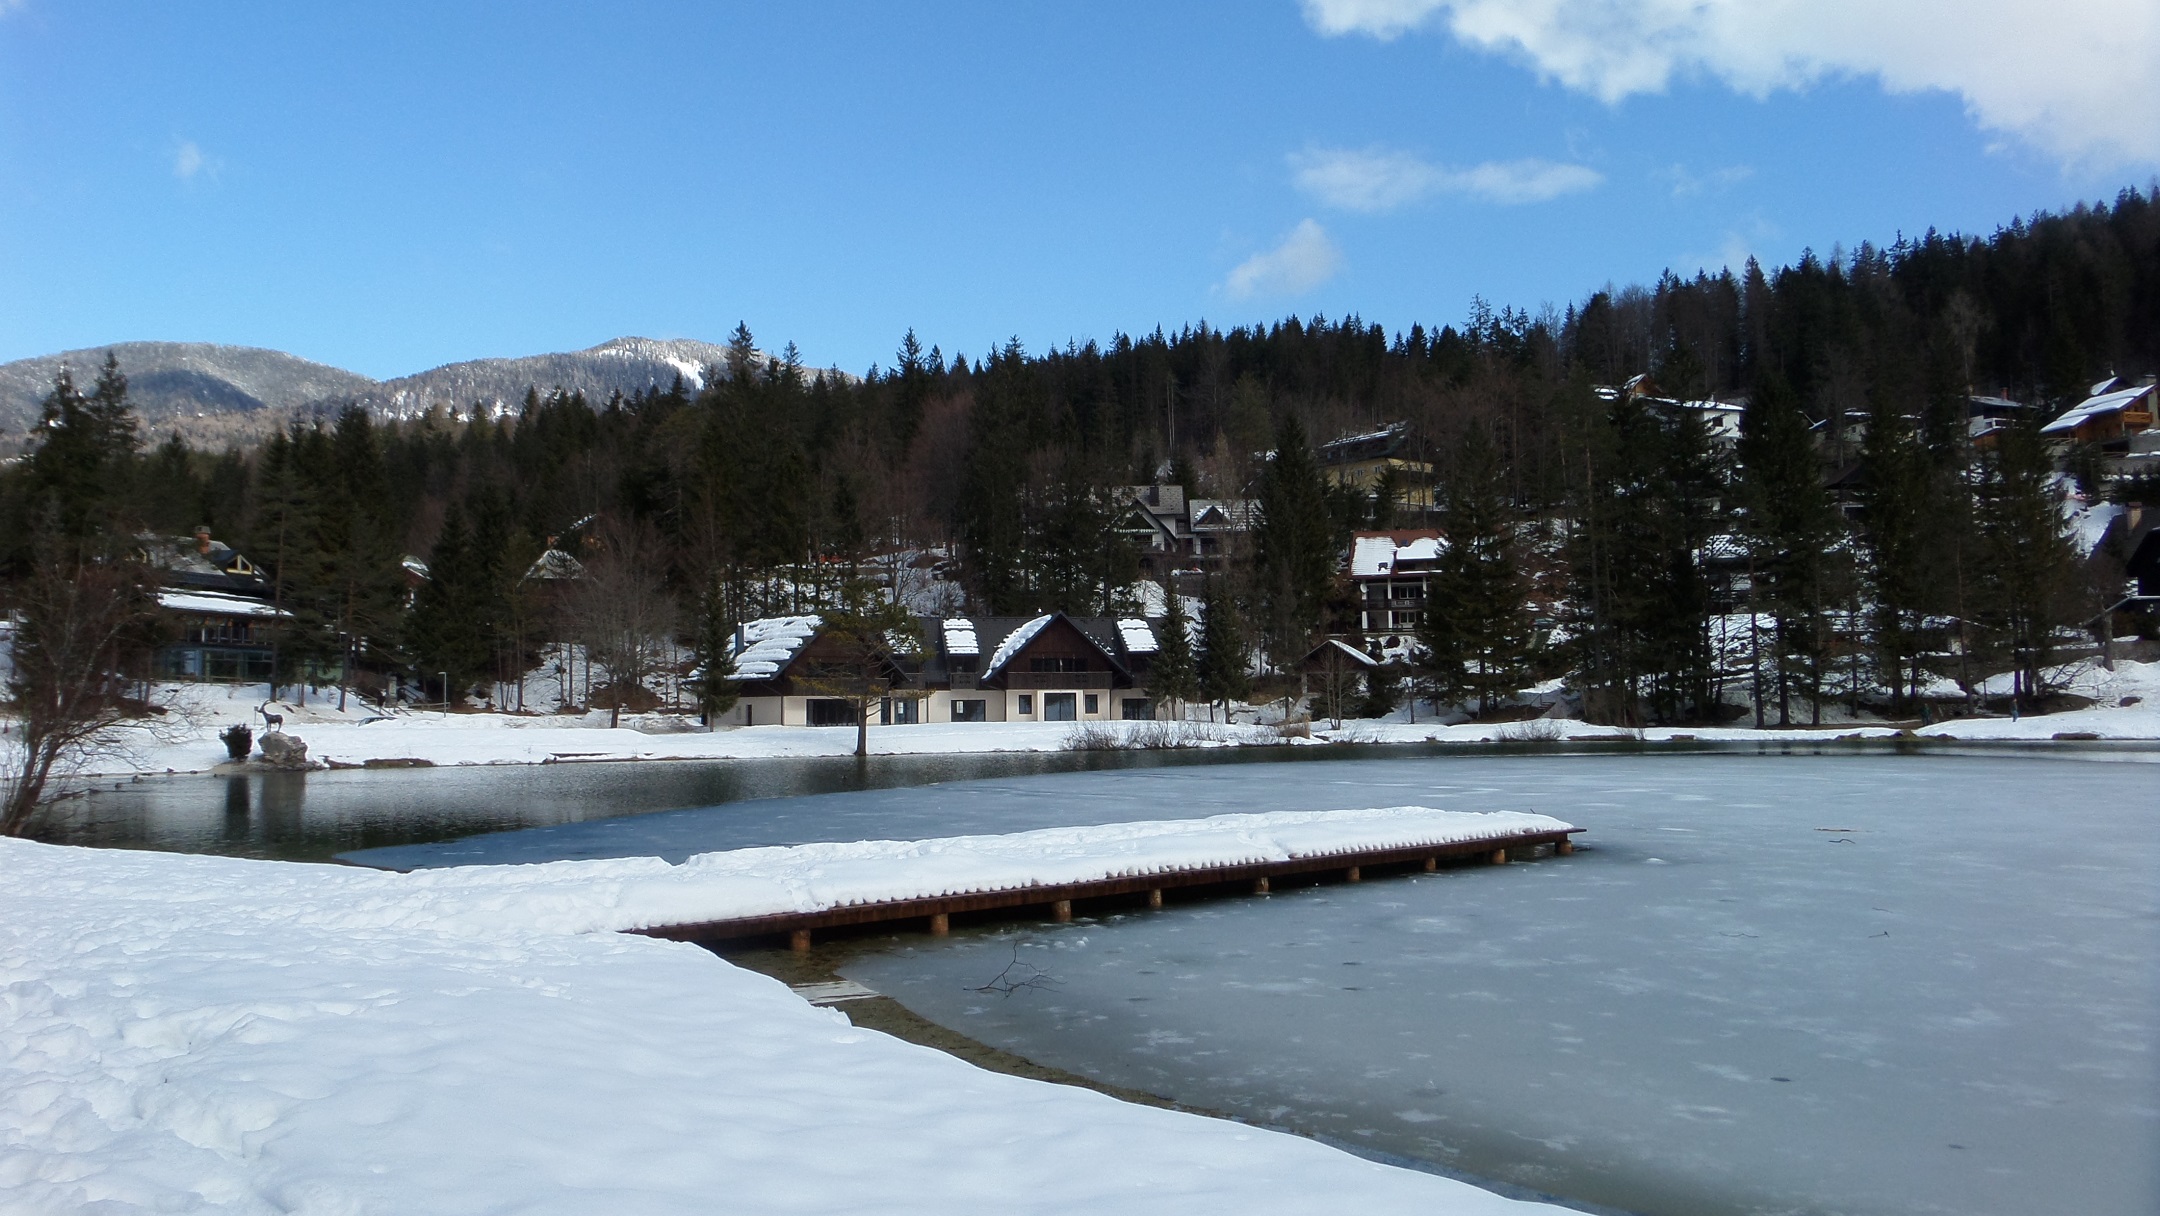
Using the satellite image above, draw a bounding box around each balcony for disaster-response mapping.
[1004,671,1114,690]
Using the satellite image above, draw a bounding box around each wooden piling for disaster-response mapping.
[789,928,812,953]
[1051,899,1072,923]
[929,912,949,935]
[1423,857,1438,872]
[1147,888,1163,909]
[1557,839,1574,855]
[1254,876,1271,894]
[1346,865,1362,883]
[1489,848,1508,865]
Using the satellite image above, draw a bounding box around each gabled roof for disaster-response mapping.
[522,548,586,582]
[2043,382,2155,434]
[972,612,1133,679]
[1305,637,1376,668]
[1189,499,1254,530]
[725,614,823,681]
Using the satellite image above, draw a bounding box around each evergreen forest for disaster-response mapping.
[8,188,2158,726]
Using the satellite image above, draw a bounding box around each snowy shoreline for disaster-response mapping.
[2,812,1571,1214]
[93,658,2160,779]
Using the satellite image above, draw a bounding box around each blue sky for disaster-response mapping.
[1,0,2154,378]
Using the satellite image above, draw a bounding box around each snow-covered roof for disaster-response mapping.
[983,614,1053,676]
[725,615,822,681]
[941,618,978,657]
[1350,533,1443,577]
[1309,637,1376,667]
[2043,383,2155,434]
[1188,499,1254,530]
[1117,618,1157,654]
[2067,500,2124,558]
[522,549,586,582]
[157,589,289,619]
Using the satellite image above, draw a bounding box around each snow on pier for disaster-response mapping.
[623,807,1582,948]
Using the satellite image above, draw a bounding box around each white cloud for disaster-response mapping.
[1291,146,1602,211]
[174,140,207,180]
[1300,0,1447,40]
[1663,163,1754,199]
[1224,219,1344,300]
[1301,0,2160,169]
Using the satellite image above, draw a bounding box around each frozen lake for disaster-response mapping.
[830,751,2160,1216]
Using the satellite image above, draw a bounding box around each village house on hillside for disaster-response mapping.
[721,611,1166,727]
[2044,377,2157,471]
[143,528,287,682]
[1317,422,1436,519]
[1113,483,1255,579]
[1347,529,1443,638]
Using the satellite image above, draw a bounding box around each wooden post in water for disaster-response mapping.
[1346,866,1362,883]
[1423,857,1438,872]
[929,912,950,935]
[1254,876,1271,894]
[1557,839,1575,855]
[1051,899,1073,923]
[1147,888,1163,909]
[790,928,812,953]
[1489,848,1508,865]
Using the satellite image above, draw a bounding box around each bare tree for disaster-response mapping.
[569,518,676,729]
[1,552,166,837]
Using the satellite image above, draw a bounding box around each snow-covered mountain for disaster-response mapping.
[0,336,837,443]
[0,342,377,436]
[361,337,744,419]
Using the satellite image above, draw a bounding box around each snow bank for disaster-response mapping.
[1,821,1562,1215]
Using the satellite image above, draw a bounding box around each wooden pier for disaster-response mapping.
[633,824,1582,952]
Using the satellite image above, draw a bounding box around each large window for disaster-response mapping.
[951,699,987,722]
[1029,656,1082,673]
[1121,698,1152,720]
[882,697,919,725]
[807,699,857,727]
[1043,692,1077,721]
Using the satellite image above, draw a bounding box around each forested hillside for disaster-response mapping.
[9,188,2156,725]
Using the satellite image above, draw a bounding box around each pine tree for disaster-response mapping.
[1195,579,1248,719]
[1147,581,1197,717]
[1972,419,2082,709]
[1855,391,1937,713]
[684,583,740,725]
[1735,373,1844,724]
[23,357,140,548]
[1418,424,1530,717]
[1254,414,1335,668]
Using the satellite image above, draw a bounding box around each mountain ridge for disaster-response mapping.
[0,335,832,445]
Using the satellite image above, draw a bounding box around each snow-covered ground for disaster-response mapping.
[1,815,1567,1214]
[99,662,2160,779]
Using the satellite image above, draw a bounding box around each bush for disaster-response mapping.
[219,723,254,761]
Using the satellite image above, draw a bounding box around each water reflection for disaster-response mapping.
[31,739,2152,867]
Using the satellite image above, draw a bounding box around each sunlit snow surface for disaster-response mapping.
[835,752,2160,1216]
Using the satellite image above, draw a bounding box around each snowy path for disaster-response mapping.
[1,815,1568,1215]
